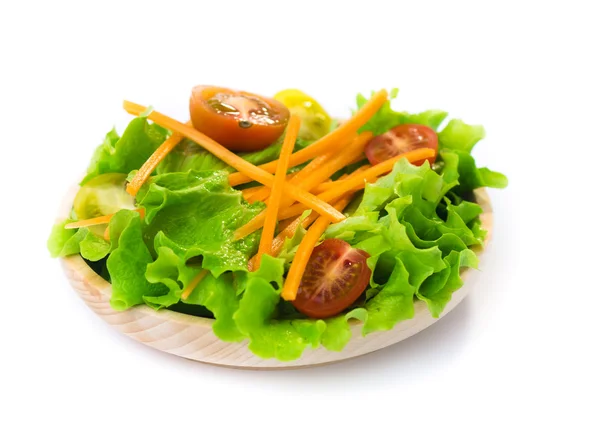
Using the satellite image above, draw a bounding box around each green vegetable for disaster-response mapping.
[82,117,168,184]
[47,220,110,261]
[156,140,229,174]
[184,272,244,342]
[137,169,263,276]
[156,137,311,177]
[438,119,485,153]
[106,210,169,311]
[233,255,326,361]
[144,244,199,309]
[323,158,487,336]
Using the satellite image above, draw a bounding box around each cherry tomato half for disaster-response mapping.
[190,85,290,152]
[292,239,371,318]
[365,124,438,166]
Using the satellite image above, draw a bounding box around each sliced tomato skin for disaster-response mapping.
[365,124,439,166]
[292,239,371,319]
[189,86,290,152]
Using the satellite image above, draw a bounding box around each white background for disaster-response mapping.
[1,1,599,426]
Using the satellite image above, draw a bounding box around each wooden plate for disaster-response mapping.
[59,186,492,369]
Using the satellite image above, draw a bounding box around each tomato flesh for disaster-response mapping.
[365,124,438,166]
[292,239,371,318]
[190,86,290,152]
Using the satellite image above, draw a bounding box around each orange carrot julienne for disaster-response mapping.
[246,169,305,203]
[275,165,361,232]
[248,212,315,272]
[277,214,307,233]
[123,101,345,223]
[241,186,263,201]
[277,148,435,221]
[312,165,370,193]
[65,208,145,230]
[254,115,301,270]
[246,190,268,204]
[233,132,372,240]
[247,191,357,272]
[281,219,336,301]
[227,89,388,186]
[247,150,332,204]
[126,121,191,197]
[280,191,358,301]
[249,132,371,203]
[181,269,208,300]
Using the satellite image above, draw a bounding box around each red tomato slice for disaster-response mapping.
[292,239,371,318]
[365,124,438,166]
[189,85,290,152]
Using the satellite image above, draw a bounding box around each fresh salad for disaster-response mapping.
[48,86,507,361]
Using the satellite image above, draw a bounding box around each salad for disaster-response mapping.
[48,86,507,361]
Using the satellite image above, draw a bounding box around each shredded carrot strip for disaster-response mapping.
[247,151,332,204]
[247,191,357,271]
[181,269,208,300]
[277,215,305,233]
[246,170,304,203]
[280,191,358,301]
[254,116,301,270]
[278,148,436,221]
[241,186,263,201]
[246,190,268,204]
[233,132,372,240]
[126,121,191,197]
[312,165,370,193]
[227,89,388,186]
[65,208,145,230]
[123,101,345,223]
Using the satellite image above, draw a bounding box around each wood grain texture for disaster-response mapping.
[59,186,493,369]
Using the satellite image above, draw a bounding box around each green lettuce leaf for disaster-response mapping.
[82,117,169,184]
[47,220,85,258]
[155,137,311,176]
[438,119,485,153]
[182,272,245,342]
[417,249,478,317]
[324,157,478,325]
[320,315,354,351]
[440,150,508,193]
[356,88,448,135]
[78,232,111,261]
[233,255,326,361]
[106,210,168,311]
[47,220,110,261]
[347,255,415,335]
[143,244,200,309]
[137,170,263,276]
[156,140,229,175]
[436,117,508,193]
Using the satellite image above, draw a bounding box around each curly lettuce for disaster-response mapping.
[82,118,169,185]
